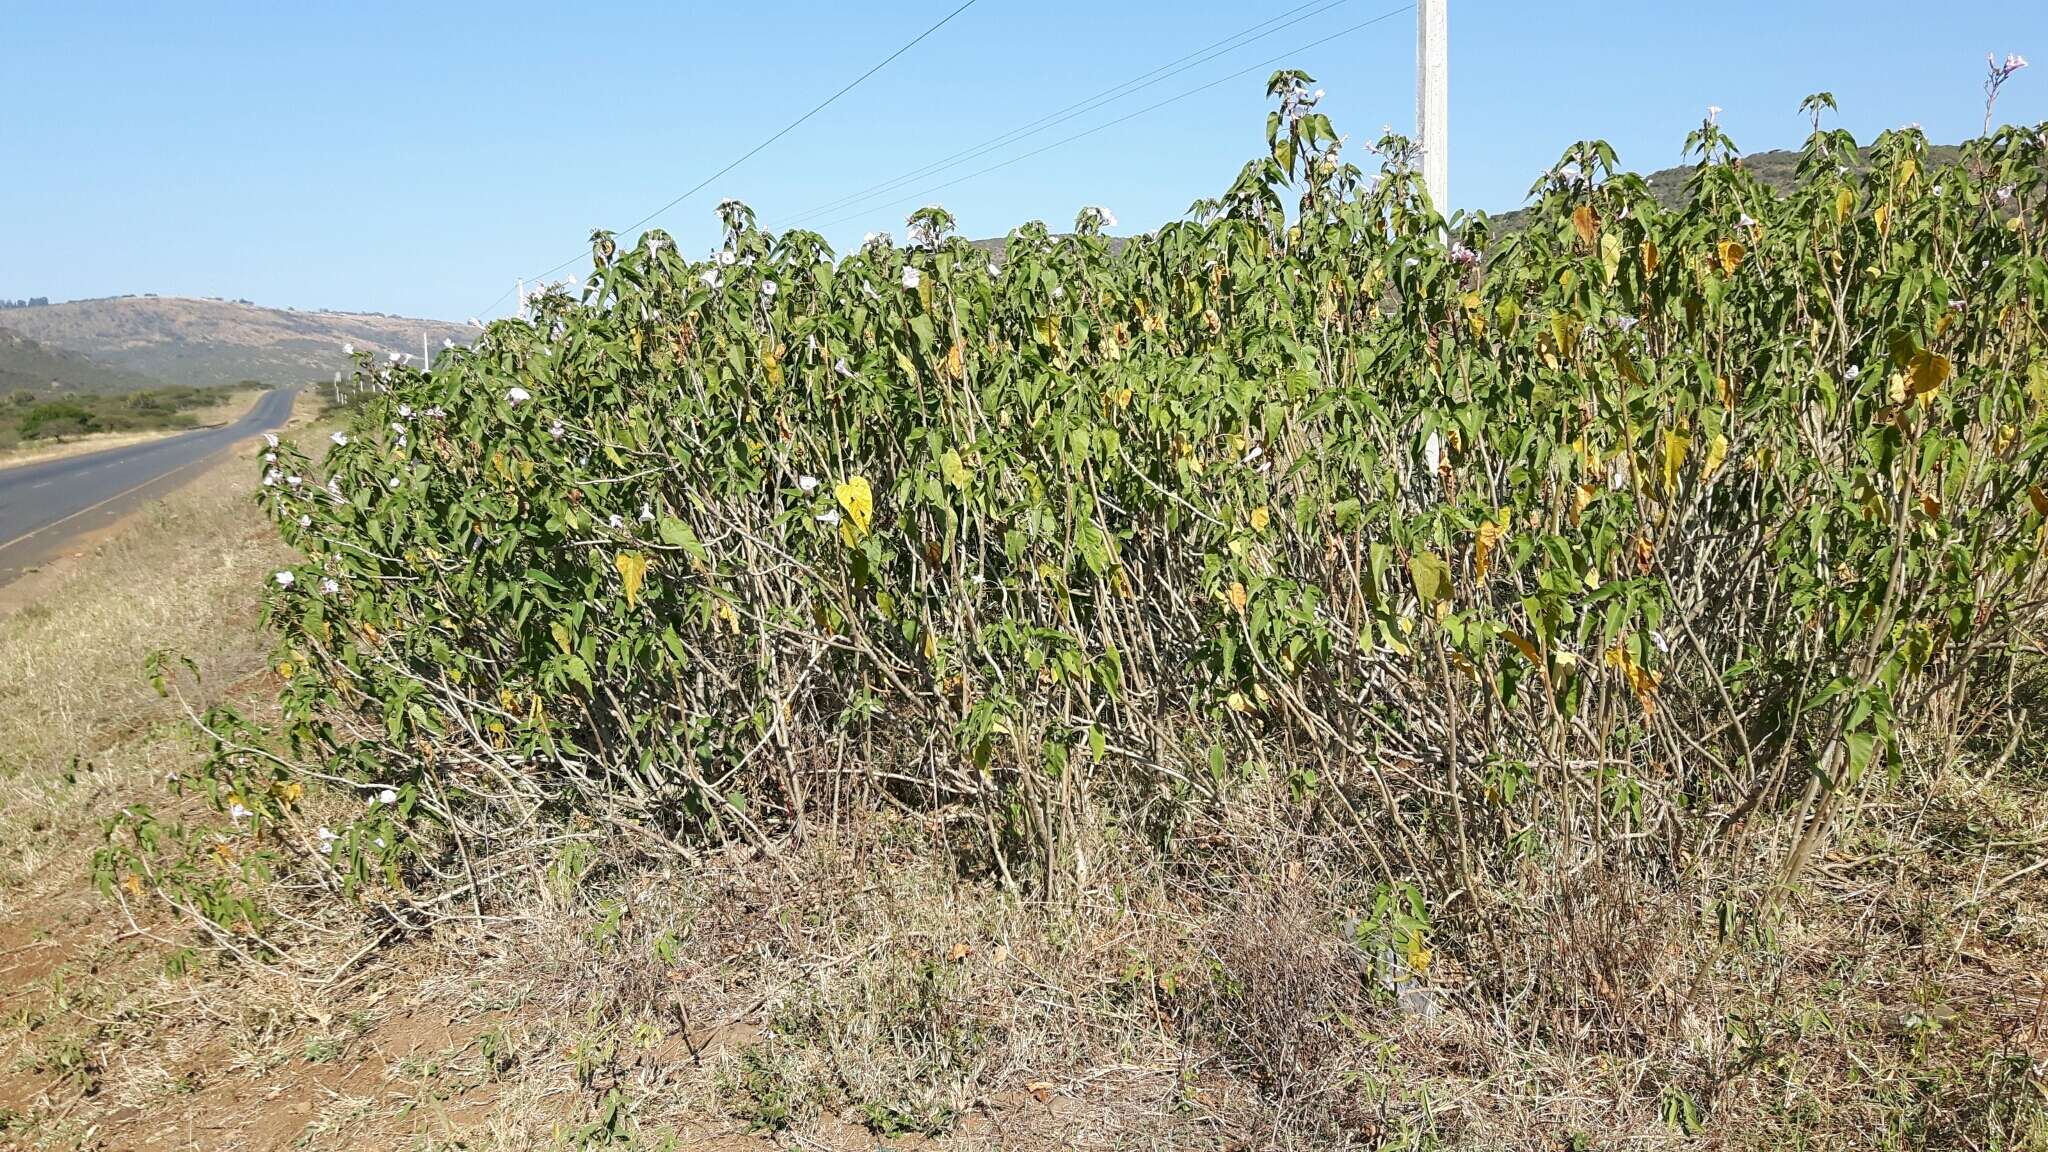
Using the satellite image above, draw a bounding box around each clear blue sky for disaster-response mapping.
[2,1,2041,322]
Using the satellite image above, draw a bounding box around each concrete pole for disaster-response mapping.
[1416,0,1449,214]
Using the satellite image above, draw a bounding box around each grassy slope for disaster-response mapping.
[0,297,473,389]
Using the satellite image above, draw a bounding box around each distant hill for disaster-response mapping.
[1486,143,1966,232]
[0,324,167,395]
[0,297,472,388]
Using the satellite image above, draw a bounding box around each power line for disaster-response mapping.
[779,0,1358,230]
[480,0,983,317]
[808,4,1413,236]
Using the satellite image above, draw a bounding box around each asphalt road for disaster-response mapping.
[0,385,301,586]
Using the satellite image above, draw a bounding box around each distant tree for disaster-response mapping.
[21,400,97,440]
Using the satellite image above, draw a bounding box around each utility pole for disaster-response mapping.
[1416,0,1448,214]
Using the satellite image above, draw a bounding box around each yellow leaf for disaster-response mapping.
[1835,186,1856,223]
[763,346,784,388]
[1716,375,1736,409]
[940,449,971,489]
[1906,350,1951,401]
[922,631,938,661]
[834,476,875,547]
[1873,204,1891,235]
[945,341,965,381]
[1249,506,1270,531]
[1716,240,1746,275]
[1226,581,1248,614]
[121,873,145,898]
[614,551,649,608]
[1703,433,1729,479]
[1662,430,1691,494]
[1225,690,1250,713]
[1572,203,1598,249]
[1599,231,1623,285]
[1641,240,1660,277]
[1920,493,1942,521]
[894,349,918,383]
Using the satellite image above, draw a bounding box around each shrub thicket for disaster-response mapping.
[120,80,2047,1043]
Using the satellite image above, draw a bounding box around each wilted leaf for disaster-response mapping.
[1572,203,1598,248]
[1716,240,1746,275]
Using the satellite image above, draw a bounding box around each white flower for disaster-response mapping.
[862,231,877,245]
[988,262,1001,277]
[1609,458,1629,490]
[1706,105,1722,125]
[608,513,626,530]
[264,432,279,448]
[425,406,446,419]
[816,509,842,526]
[388,476,401,489]
[374,787,397,806]
[549,421,565,439]
[342,342,355,355]
[1650,630,1671,654]
[1738,213,1755,228]
[638,502,655,523]
[264,451,277,463]
[398,403,413,417]
[331,431,349,446]
[901,266,921,290]
[373,837,387,849]
[229,802,250,822]
[274,570,296,587]
[286,475,303,487]
[506,386,531,404]
[320,577,340,595]
[700,269,721,289]
[1243,444,1264,464]
[297,513,312,527]
[834,358,854,379]
[1404,257,1420,268]
[761,280,778,298]
[718,249,737,266]
[1422,431,1444,475]
[390,421,405,433]
[388,351,402,364]
[1051,285,1065,300]
[316,826,338,848]
[798,474,821,492]
[1844,365,1861,381]
[442,338,455,349]
[263,468,281,487]
[396,434,408,448]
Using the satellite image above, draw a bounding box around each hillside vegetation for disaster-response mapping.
[0,296,471,388]
[0,324,166,394]
[68,83,2048,1149]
